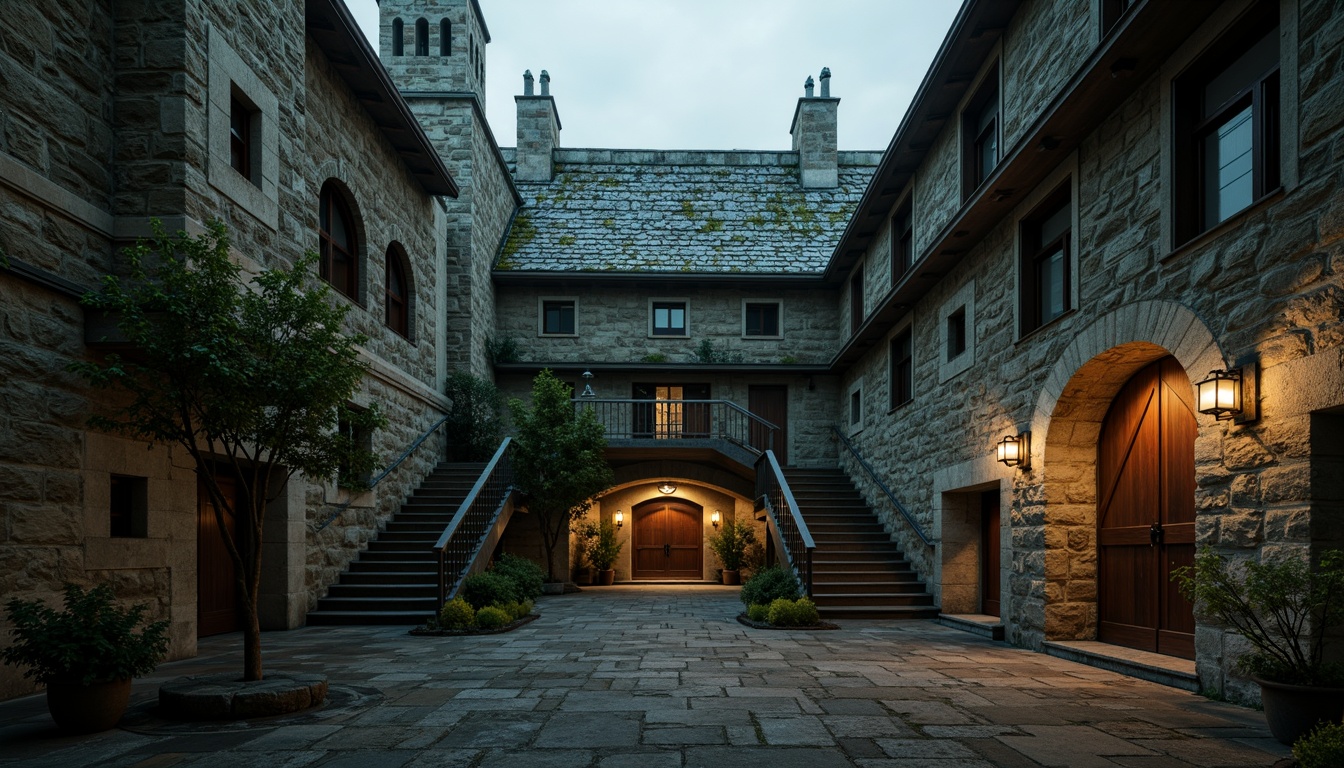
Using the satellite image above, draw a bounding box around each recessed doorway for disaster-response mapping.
[632,498,703,580]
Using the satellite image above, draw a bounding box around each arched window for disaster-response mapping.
[319,182,358,300]
[392,18,404,56]
[439,20,451,56]
[384,244,411,339]
[415,18,428,56]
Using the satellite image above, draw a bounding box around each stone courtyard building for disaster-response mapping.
[1,0,1342,706]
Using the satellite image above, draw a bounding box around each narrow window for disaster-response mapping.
[228,93,254,183]
[110,475,148,538]
[743,302,781,337]
[849,387,863,430]
[319,182,359,300]
[415,18,429,56]
[850,266,865,336]
[385,246,410,339]
[439,19,451,56]
[892,199,913,283]
[1020,186,1072,334]
[541,299,576,335]
[962,65,1000,198]
[890,327,913,409]
[651,301,687,336]
[1174,5,1279,242]
[392,18,404,56]
[946,308,967,360]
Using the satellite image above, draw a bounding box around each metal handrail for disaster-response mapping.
[435,437,515,605]
[576,398,778,455]
[313,414,451,532]
[755,450,815,596]
[830,425,934,547]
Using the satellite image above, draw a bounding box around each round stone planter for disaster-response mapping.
[1254,676,1344,745]
[46,677,132,734]
[158,673,328,720]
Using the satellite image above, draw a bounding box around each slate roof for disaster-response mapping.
[496,149,881,274]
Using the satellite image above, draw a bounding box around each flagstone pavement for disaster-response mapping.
[0,586,1292,767]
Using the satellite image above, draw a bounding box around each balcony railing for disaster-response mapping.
[755,450,814,595]
[575,398,777,458]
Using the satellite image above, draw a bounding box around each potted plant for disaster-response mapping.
[708,519,757,585]
[1174,547,1344,745]
[586,520,624,586]
[2,583,170,733]
[573,521,598,585]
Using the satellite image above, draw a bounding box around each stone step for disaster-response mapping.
[315,595,439,613]
[325,583,438,599]
[346,559,437,573]
[817,605,941,620]
[306,610,431,626]
[339,571,438,585]
[811,581,927,595]
[811,592,934,607]
[813,569,919,583]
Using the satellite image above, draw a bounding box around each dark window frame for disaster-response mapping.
[850,266,865,336]
[946,307,967,361]
[1100,0,1137,37]
[319,183,359,301]
[392,18,404,56]
[385,246,410,339]
[651,301,688,337]
[110,474,148,538]
[414,18,429,56]
[849,387,863,430]
[439,19,451,56]
[890,326,913,410]
[541,299,577,336]
[228,93,254,182]
[891,198,914,284]
[743,301,782,338]
[1019,185,1073,336]
[1173,3,1280,245]
[961,63,1000,200]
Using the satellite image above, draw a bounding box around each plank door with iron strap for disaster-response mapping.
[1097,356,1197,659]
[632,499,703,579]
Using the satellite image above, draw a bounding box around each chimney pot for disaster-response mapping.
[540,69,551,96]
[804,75,815,98]
[523,69,534,95]
[820,67,831,98]
[516,69,560,181]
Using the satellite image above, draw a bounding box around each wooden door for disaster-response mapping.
[632,500,703,579]
[749,385,789,465]
[1097,356,1197,659]
[197,474,240,637]
[981,490,1001,618]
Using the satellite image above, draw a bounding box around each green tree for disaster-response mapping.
[509,370,614,581]
[444,370,505,461]
[73,220,383,682]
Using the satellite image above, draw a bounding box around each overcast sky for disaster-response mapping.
[348,1,962,152]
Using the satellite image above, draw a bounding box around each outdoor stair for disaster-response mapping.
[306,462,486,625]
[782,467,939,620]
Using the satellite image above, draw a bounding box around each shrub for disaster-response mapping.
[790,597,820,626]
[475,606,510,630]
[493,554,545,601]
[766,597,820,627]
[506,600,535,621]
[586,520,624,570]
[438,598,476,630]
[766,598,798,626]
[747,604,770,622]
[1294,722,1344,768]
[740,565,801,607]
[443,371,505,461]
[460,571,518,610]
[708,520,756,571]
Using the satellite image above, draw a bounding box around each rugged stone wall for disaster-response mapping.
[839,0,1344,701]
[1000,0,1093,150]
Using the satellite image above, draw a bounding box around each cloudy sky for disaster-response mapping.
[347,1,962,152]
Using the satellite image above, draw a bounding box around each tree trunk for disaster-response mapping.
[538,512,561,581]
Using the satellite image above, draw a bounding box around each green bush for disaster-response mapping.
[475,606,510,630]
[1294,722,1344,768]
[740,565,801,607]
[460,571,518,610]
[443,371,505,461]
[747,604,770,622]
[438,597,476,630]
[493,554,545,601]
[500,600,534,621]
[767,597,820,627]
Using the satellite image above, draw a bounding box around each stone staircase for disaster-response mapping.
[783,467,938,620]
[307,462,485,625]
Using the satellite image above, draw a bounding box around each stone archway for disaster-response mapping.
[1028,301,1225,643]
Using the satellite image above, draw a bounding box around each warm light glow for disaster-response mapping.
[711,510,721,528]
[657,482,677,495]
[1196,369,1242,420]
[614,509,624,528]
[996,431,1030,469]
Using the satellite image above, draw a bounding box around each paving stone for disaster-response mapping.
[874,738,980,760]
[533,712,641,748]
[642,725,726,745]
[475,750,595,768]
[757,714,834,746]
[996,724,1158,768]
[684,746,855,768]
[823,715,917,738]
[599,752,685,768]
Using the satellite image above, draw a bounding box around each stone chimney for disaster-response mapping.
[515,69,561,181]
[790,67,839,189]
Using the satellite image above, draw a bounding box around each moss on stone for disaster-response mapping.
[499,213,537,267]
[699,216,724,233]
[680,201,697,220]
[557,234,576,246]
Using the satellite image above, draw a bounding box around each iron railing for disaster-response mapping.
[313,414,451,533]
[576,398,777,456]
[755,450,815,596]
[831,425,934,548]
[435,437,515,605]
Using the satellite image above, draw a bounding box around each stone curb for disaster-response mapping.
[157,672,328,720]
[409,612,539,636]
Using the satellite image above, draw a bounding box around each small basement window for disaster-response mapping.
[110,475,148,538]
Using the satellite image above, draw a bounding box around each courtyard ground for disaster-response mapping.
[0,585,1291,767]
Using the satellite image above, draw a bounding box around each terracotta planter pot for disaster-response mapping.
[1254,676,1344,745]
[46,678,132,734]
[597,569,615,586]
[721,569,741,586]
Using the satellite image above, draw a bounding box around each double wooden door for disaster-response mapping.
[1097,356,1197,659]
[197,474,240,637]
[632,500,703,579]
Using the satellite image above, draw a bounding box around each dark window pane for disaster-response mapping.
[1036,246,1067,324]
[652,302,686,335]
[890,328,913,408]
[543,301,575,334]
[947,309,966,360]
[744,303,779,336]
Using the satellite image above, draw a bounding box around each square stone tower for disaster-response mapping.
[378,0,488,107]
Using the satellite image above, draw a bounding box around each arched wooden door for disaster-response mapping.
[198,473,240,637]
[632,499,703,580]
[1097,356,1197,659]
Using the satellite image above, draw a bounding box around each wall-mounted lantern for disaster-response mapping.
[996,431,1030,469]
[614,509,624,529]
[711,510,721,529]
[657,482,677,495]
[1196,368,1244,421]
